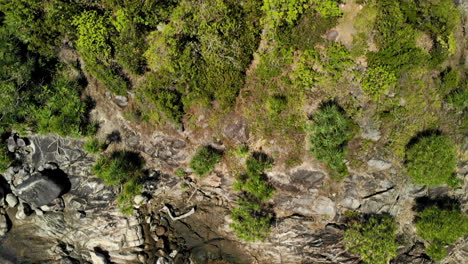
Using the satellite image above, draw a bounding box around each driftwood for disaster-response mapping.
[160,205,195,221]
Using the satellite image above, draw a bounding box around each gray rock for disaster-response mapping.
[15,172,67,207]
[362,128,381,142]
[223,118,249,143]
[40,197,65,212]
[35,208,44,216]
[15,203,32,220]
[90,251,110,264]
[5,193,18,208]
[312,197,336,217]
[367,159,392,171]
[7,137,17,152]
[0,213,9,237]
[114,95,128,107]
[133,194,148,206]
[326,30,339,41]
[16,138,26,147]
[340,197,360,209]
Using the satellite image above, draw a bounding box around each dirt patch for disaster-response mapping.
[333,0,363,48]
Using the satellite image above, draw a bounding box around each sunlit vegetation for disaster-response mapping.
[308,103,355,178]
[405,133,458,187]
[416,205,468,261]
[344,214,398,264]
[231,153,274,242]
[92,150,145,214]
[189,146,222,178]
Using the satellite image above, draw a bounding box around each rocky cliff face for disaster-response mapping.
[0,127,467,264]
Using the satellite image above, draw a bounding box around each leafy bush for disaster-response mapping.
[0,143,13,172]
[234,153,274,201]
[416,206,468,261]
[230,198,272,242]
[322,42,354,80]
[361,66,398,101]
[143,0,260,108]
[92,151,145,186]
[34,75,90,137]
[84,138,106,154]
[310,0,342,18]
[447,89,468,111]
[84,60,130,96]
[234,145,249,158]
[155,90,184,123]
[267,95,288,114]
[344,214,398,264]
[175,168,186,178]
[92,150,145,214]
[117,177,143,215]
[72,10,112,60]
[439,68,460,95]
[308,103,355,178]
[189,146,222,178]
[405,134,457,187]
[261,0,310,29]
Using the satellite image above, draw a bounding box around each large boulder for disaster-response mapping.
[15,172,68,207]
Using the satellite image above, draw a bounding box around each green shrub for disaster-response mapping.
[416,206,468,261]
[405,134,457,187]
[34,75,89,137]
[234,153,274,201]
[310,0,342,18]
[72,10,112,60]
[230,198,272,242]
[155,89,184,123]
[439,68,460,95]
[189,146,222,177]
[84,138,106,154]
[308,103,355,178]
[361,66,398,101]
[276,9,338,50]
[322,42,354,80]
[344,214,398,264]
[92,151,145,186]
[175,168,186,178]
[447,89,468,111]
[117,177,143,215]
[267,95,288,114]
[84,59,130,96]
[0,143,13,172]
[261,0,310,29]
[234,145,249,158]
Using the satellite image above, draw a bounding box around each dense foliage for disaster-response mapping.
[308,103,355,178]
[231,152,274,242]
[230,198,272,242]
[344,214,398,264]
[0,143,12,172]
[84,138,107,154]
[405,134,457,187]
[416,206,468,261]
[234,153,274,201]
[92,151,145,213]
[189,146,222,178]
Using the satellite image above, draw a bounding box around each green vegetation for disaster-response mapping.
[175,168,186,178]
[0,143,12,172]
[234,153,274,201]
[344,214,398,264]
[84,138,106,154]
[230,198,272,242]
[189,146,222,178]
[267,95,288,114]
[231,153,274,242]
[308,103,355,178]
[92,151,145,213]
[405,134,457,187]
[447,89,468,111]
[416,206,468,261]
[361,66,398,101]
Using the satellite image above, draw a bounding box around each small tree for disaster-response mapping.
[308,103,355,178]
[416,206,468,261]
[189,146,222,177]
[344,214,398,264]
[0,143,12,172]
[230,198,272,242]
[405,134,457,187]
